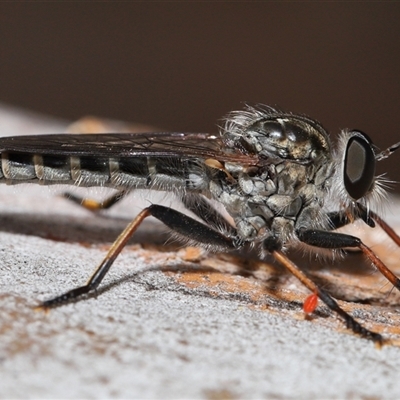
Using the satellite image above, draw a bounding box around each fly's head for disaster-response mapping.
[331,129,400,214]
[222,105,331,164]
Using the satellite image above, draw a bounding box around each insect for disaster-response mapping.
[303,292,319,314]
[1,105,399,344]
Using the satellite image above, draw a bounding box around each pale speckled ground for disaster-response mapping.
[1,105,400,399]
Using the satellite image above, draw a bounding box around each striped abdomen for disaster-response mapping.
[0,152,209,191]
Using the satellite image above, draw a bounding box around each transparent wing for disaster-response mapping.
[0,132,259,164]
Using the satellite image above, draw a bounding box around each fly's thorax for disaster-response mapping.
[209,158,332,243]
[219,105,334,240]
[223,105,331,163]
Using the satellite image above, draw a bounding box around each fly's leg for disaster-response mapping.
[298,230,400,292]
[39,206,150,308]
[293,228,400,343]
[284,207,400,343]
[327,207,400,289]
[62,189,130,211]
[146,205,236,250]
[40,204,236,308]
[327,206,375,229]
[271,249,384,344]
[328,205,400,246]
[369,210,400,247]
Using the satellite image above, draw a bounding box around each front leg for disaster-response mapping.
[291,228,400,343]
[327,205,375,229]
[297,229,400,291]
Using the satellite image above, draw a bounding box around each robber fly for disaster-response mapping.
[1,105,400,344]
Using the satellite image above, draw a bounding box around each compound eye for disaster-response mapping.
[343,130,376,200]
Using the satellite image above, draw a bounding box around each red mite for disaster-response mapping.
[303,293,319,314]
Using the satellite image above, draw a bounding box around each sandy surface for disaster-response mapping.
[1,104,400,399]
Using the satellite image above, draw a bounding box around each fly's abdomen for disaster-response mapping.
[0,152,110,186]
[0,152,209,191]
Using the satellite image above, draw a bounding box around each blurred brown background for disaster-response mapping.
[0,3,399,185]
